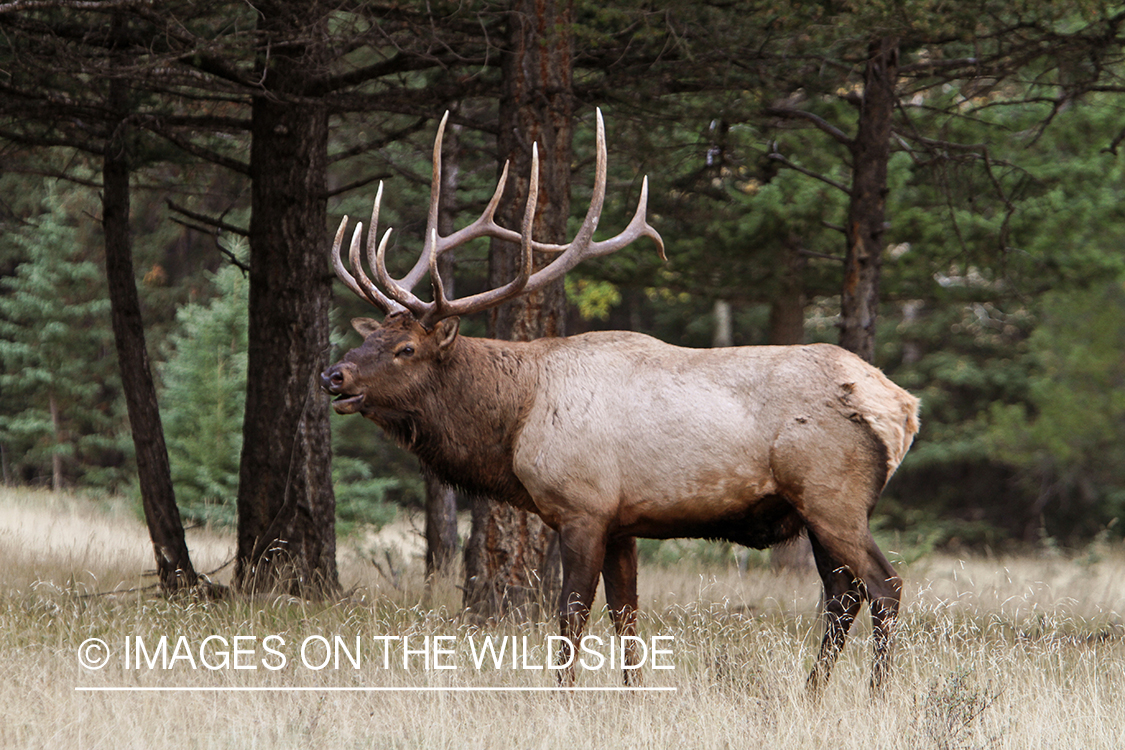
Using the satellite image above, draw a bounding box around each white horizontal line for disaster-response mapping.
[76,686,676,693]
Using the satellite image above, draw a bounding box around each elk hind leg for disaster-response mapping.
[863,534,902,694]
[775,420,903,694]
[806,530,864,695]
[804,525,902,696]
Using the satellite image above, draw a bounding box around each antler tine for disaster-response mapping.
[330,213,404,314]
[521,108,663,291]
[430,158,569,255]
[374,223,431,313]
[331,108,663,327]
[582,175,665,260]
[518,143,540,283]
[427,227,447,312]
[330,217,365,299]
[509,109,608,293]
[424,144,539,326]
[364,181,383,270]
[428,161,511,324]
[362,178,429,314]
[569,107,609,253]
[353,184,412,312]
[396,111,450,293]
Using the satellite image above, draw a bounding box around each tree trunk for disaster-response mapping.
[103,49,198,593]
[839,37,898,363]
[48,392,63,492]
[425,476,459,577]
[463,499,560,620]
[235,1,338,597]
[767,236,815,573]
[486,1,573,342]
[463,0,573,621]
[1,442,10,486]
[767,236,808,349]
[712,299,732,348]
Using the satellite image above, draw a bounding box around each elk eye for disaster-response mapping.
[395,345,415,358]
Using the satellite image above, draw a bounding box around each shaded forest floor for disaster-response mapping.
[1,488,1123,749]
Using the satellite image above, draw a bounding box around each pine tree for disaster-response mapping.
[159,264,248,526]
[159,262,400,533]
[0,188,125,490]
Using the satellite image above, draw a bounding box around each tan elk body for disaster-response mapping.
[322,111,920,693]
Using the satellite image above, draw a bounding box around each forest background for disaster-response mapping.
[3,0,1125,595]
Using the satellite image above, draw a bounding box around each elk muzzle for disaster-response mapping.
[320,362,365,414]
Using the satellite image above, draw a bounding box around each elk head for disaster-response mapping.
[321,110,664,413]
[322,312,460,418]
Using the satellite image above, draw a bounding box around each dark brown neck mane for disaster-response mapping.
[367,336,539,508]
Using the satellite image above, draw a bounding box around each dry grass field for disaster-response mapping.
[0,487,1123,749]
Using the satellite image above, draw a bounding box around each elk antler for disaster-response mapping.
[330,109,665,329]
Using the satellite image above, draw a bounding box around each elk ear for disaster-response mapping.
[351,317,382,338]
[433,317,460,357]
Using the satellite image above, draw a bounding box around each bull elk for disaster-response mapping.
[321,111,920,693]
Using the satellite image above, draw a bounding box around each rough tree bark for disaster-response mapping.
[235,1,338,597]
[767,236,808,349]
[462,0,573,620]
[103,68,199,593]
[425,475,459,576]
[839,37,899,363]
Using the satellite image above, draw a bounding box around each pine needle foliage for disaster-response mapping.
[159,264,248,526]
[0,188,126,489]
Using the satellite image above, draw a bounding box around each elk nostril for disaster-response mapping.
[321,367,346,393]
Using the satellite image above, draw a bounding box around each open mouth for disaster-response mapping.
[331,393,365,414]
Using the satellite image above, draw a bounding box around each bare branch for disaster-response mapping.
[1104,127,1125,155]
[327,116,428,165]
[765,106,853,148]
[0,0,140,13]
[144,123,250,175]
[167,212,251,274]
[766,150,850,194]
[324,172,394,200]
[898,57,981,75]
[799,248,846,262]
[165,199,248,236]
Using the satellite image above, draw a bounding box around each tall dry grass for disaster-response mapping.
[0,487,1122,749]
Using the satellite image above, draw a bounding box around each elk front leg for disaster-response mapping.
[555,521,607,685]
[602,535,641,685]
